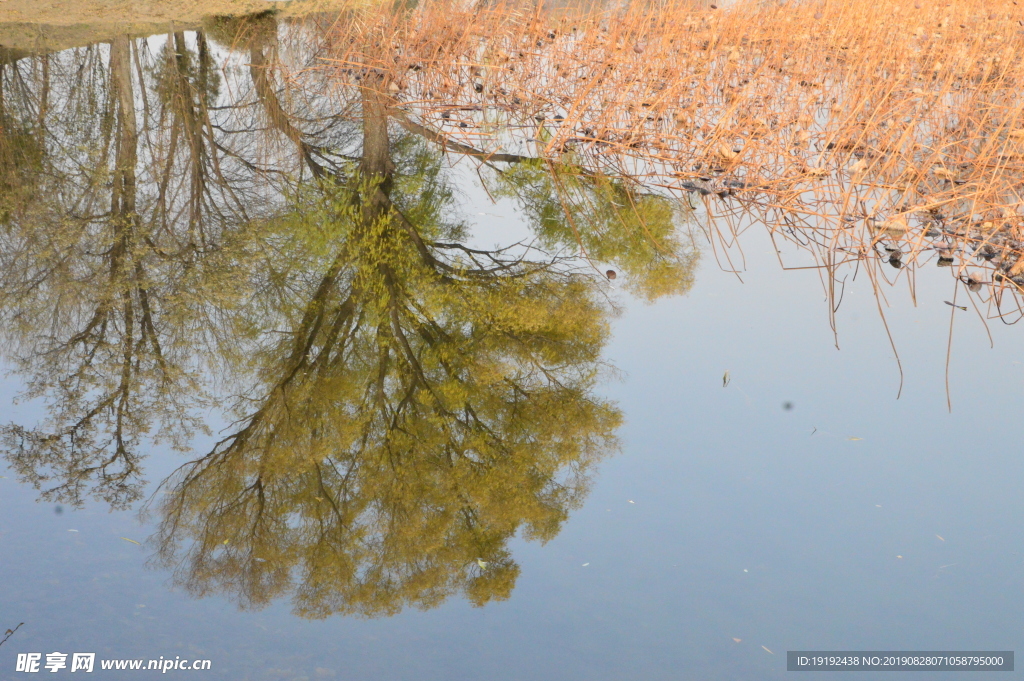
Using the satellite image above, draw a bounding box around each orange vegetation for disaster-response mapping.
[309,0,1024,320]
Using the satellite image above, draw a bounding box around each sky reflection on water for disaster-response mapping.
[5,216,1023,680]
[1,14,1023,680]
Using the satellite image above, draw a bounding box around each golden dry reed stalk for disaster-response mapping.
[310,0,1024,315]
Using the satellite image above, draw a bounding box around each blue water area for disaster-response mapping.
[1,22,1022,681]
[3,215,1022,680]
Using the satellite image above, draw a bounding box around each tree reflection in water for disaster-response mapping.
[0,13,698,617]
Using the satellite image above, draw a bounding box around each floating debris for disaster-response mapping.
[1,623,24,646]
[120,537,141,545]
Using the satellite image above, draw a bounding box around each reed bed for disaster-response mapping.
[310,0,1024,325]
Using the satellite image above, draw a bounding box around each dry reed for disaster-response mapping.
[307,0,1024,323]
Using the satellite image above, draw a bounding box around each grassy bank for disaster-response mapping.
[0,0,349,51]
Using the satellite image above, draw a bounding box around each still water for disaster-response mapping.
[1,10,1023,680]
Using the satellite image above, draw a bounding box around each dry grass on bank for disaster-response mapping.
[0,0,353,26]
[0,0,354,52]
[314,0,1024,319]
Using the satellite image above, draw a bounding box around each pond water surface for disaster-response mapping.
[1,11,1023,681]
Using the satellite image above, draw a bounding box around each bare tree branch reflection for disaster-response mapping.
[0,14,698,616]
